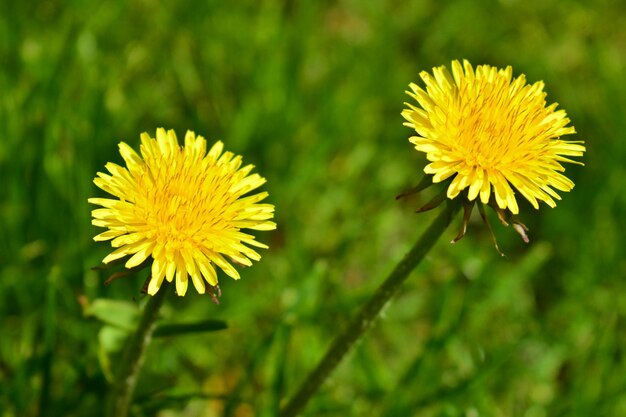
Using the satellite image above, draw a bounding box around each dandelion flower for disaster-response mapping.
[402,59,585,216]
[89,128,276,296]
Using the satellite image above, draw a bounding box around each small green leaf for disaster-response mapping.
[98,325,129,353]
[97,325,130,381]
[154,320,228,337]
[85,299,139,331]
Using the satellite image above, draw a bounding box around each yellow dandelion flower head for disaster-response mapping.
[89,128,276,296]
[402,59,585,215]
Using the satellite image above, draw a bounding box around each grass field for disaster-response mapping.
[2,1,626,416]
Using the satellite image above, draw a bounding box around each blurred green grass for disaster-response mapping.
[1,0,625,416]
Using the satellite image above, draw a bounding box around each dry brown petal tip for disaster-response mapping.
[396,175,433,200]
[416,190,447,213]
[512,221,530,244]
[478,203,505,257]
[451,200,475,244]
[208,285,222,305]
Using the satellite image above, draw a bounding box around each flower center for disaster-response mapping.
[449,88,522,171]
[134,156,220,248]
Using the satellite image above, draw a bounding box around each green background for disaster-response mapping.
[1,0,625,416]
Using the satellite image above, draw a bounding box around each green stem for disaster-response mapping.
[280,202,459,417]
[106,282,170,417]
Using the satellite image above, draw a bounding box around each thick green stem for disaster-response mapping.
[280,202,459,417]
[106,282,170,417]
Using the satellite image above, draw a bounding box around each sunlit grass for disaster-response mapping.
[1,1,625,416]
